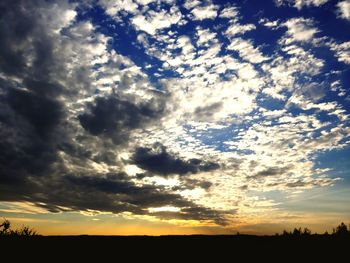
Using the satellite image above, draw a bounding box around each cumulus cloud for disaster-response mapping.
[183,0,201,10]
[337,0,350,21]
[99,0,139,16]
[283,17,319,43]
[132,7,182,35]
[219,6,239,19]
[190,3,219,20]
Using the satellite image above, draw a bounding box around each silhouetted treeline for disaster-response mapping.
[1,218,350,237]
[279,222,350,237]
[1,219,350,261]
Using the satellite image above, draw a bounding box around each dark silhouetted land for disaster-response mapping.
[1,220,350,260]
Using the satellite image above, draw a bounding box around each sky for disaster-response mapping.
[0,0,349,235]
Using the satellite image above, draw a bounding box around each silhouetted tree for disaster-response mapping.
[334,222,349,236]
[282,230,290,236]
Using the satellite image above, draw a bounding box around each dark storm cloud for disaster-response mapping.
[0,0,59,82]
[2,172,226,224]
[78,95,164,144]
[132,143,220,176]
[7,88,63,138]
[64,173,191,208]
[0,0,35,76]
[171,178,213,191]
[0,0,69,190]
[151,206,228,226]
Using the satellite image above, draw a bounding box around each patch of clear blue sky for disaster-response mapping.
[314,146,350,181]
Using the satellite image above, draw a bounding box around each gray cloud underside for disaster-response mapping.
[0,0,225,224]
[132,143,220,176]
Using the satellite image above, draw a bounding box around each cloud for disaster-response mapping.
[261,44,324,100]
[193,102,223,121]
[183,0,201,10]
[329,41,350,64]
[283,18,319,43]
[219,6,238,19]
[99,0,139,16]
[337,0,350,21]
[7,88,63,138]
[1,0,350,229]
[0,0,79,191]
[152,206,228,225]
[132,143,220,176]
[1,171,226,224]
[259,18,280,30]
[0,0,227,225]
[196,28,217,46]
[135,0,156,5]
[131,7,182,35]
[227,38,269,64]
[225,23,256,37]
[190,3,219,20]
[78,94,165,144]
[172,178,213,191]
[275,0,329,9]
[249,166,292,179]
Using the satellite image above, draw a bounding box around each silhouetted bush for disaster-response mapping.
[0,219,38,236]
[0,219,11,235]
[303,228,311,236]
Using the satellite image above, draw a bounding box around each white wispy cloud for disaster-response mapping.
[275,0,329,9]
[259,18,280,30]
[219,6,239,19]
[227,38,269,64]
[225,23,256,37]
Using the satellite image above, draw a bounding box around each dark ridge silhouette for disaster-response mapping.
[1,219,349,260]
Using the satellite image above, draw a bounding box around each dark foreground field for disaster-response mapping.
[1,235,349,260]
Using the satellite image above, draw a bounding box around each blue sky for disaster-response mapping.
[0,0,349,234]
